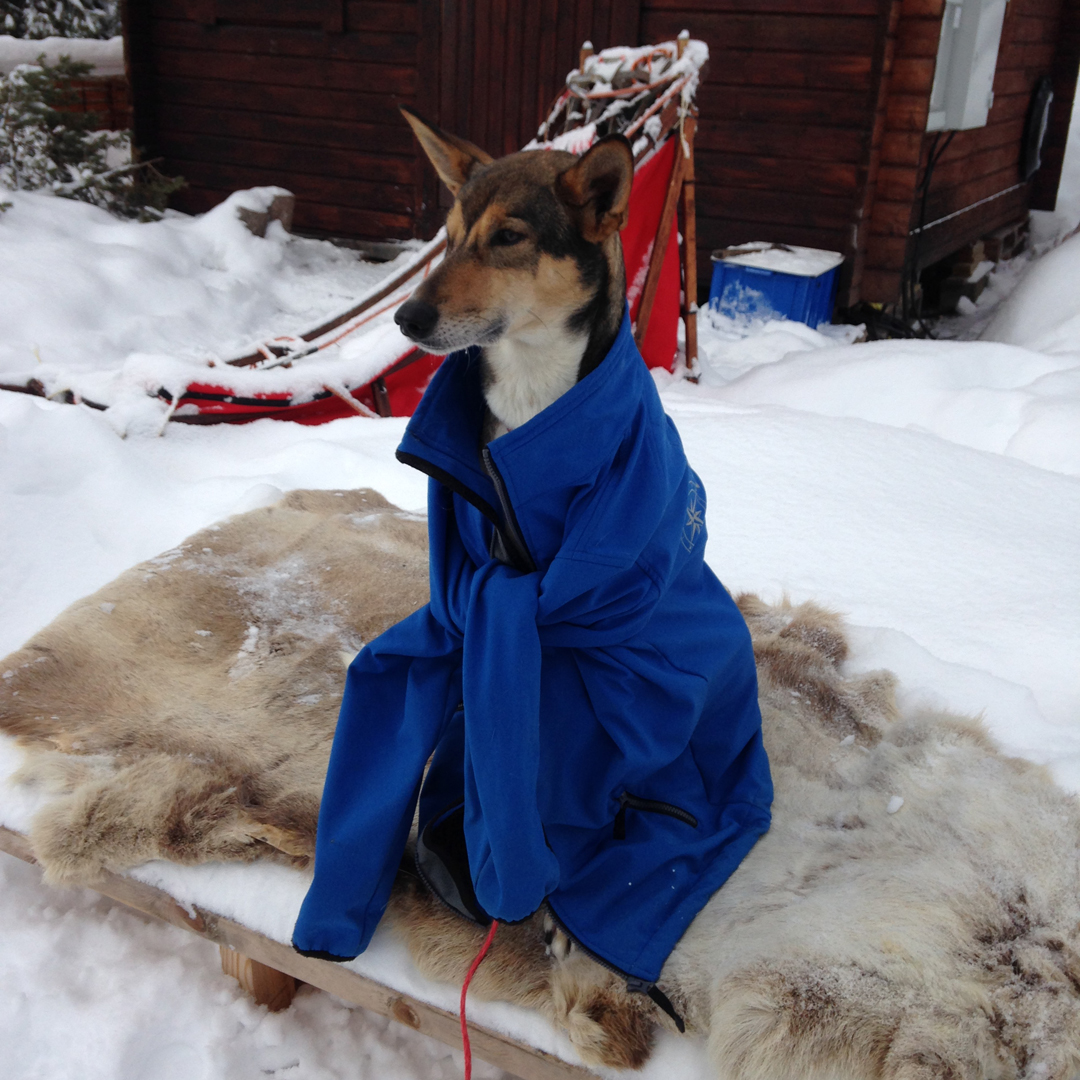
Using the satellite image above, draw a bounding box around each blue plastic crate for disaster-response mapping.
[709,243,844,327]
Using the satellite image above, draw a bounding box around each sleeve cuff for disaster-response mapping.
[291,943,358,963]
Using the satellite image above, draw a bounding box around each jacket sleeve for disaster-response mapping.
[292,605,460,959]
[460,560,561,922]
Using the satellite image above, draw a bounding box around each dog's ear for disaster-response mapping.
[401,106,493,195]
[556,135,634,244]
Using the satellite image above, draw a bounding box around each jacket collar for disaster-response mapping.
[396,309,653,513]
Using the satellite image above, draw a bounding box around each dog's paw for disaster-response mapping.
[543,912,575,961]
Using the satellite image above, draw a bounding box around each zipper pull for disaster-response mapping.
[625,977,686,1034]
[613,793,627,840]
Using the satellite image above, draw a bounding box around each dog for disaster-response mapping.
[292,110,771,1048]
[394,106,632,442]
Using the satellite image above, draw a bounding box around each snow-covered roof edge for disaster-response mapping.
[0,35,124,77]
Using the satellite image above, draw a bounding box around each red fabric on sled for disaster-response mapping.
[622,137,681,373]
[172,139,682,424]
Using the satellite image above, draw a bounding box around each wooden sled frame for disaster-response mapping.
[0,825,594,1080]
[0,38,701,417]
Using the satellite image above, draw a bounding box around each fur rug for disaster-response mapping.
[2,491,1079,1079]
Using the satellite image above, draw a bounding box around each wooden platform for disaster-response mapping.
[0,826,594,1080]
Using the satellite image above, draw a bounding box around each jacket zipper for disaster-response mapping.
[481,446,536,572]
[543,902,686,1033]
[613,792,699,840]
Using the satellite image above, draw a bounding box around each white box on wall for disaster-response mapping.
[926,0,1008,132]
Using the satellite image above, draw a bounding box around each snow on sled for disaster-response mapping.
[2,489,1080,1079]
[150,35,707,427]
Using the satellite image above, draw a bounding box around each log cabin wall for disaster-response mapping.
[637,0,900,307]
[428,1,642,221]
[861,0,1079,303]
[124,0,437,240]
[124,0,641,241]
[123,0,1077,306]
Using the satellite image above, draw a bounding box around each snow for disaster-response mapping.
[711,242,844,278]
[0,187,421,411]
[979,231,1080,356]
[0,34,124,76]
[1,107,1079,1080]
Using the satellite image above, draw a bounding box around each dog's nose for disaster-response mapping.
[395,299,439,342]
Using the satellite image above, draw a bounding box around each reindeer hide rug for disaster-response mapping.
[1,489,1078,1080]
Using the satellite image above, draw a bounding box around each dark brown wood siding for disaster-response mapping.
[127,0,433,238]
[126,0,640,240]
[862,0,1076,303]
[428,0,642,223]
[639,0,899,306]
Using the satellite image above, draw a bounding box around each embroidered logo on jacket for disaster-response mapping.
[681,478,704,553]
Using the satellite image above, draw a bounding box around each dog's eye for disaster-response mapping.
[490,229,525,247]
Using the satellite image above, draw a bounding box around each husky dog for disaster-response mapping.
[394,107,633,442]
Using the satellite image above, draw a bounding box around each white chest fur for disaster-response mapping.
[482,329,587,435]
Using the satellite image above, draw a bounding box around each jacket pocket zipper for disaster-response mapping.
[613,792,698,839]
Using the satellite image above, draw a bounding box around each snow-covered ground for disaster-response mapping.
[2,105,1080,1079]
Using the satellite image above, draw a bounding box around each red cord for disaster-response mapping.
[460,920,498,1080]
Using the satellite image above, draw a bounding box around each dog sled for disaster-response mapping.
[1,36,706,426]
[4,488,1080,1078]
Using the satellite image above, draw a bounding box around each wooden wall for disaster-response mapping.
[424,1,642,227]
[862,0,1076,303]
[126,0,435,239]
[124,0,1077,307]
[637,0,898,306]
[1031,0,1080,212]
[125,0,640,241]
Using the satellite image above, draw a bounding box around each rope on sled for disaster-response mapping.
[460,919,499,1080]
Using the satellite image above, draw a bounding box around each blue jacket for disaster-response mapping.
[293,311,772,986]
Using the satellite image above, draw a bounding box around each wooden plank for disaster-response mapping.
[696,221,852,276]
[898,0,944,16]
[159,133,416,208]
[502,0,524,154]
[876,163,919,202]
[639,12,882,54]
[149,19,418,63]
[697,185,855,230]
[168,165,416,226]
[696,85,875,127]
[155,75,411,130]
[0,828,593,1080]
[862,231,909,265]
[914,185,1030,267]
[608,0,640,46]
[344,1,422,33]
[155,106,416,176]
[679,116,700,351]
[880,129,925,166]
[220,946,298,1012]
[859,265,904,301]
[1032,0,1079,210]
[894,16,944,58]
[703,50,874,91]
[697,123,866,162]
[697,155,860,197]
[846,0,900,307]
[520,0,544,138]
[888,56,935,94]
[415,0,441,238]
[149,45,418,95]
[869,197,916,236]
[641,0,882,14]
[173,185,416,238]
[884,91,931,131]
